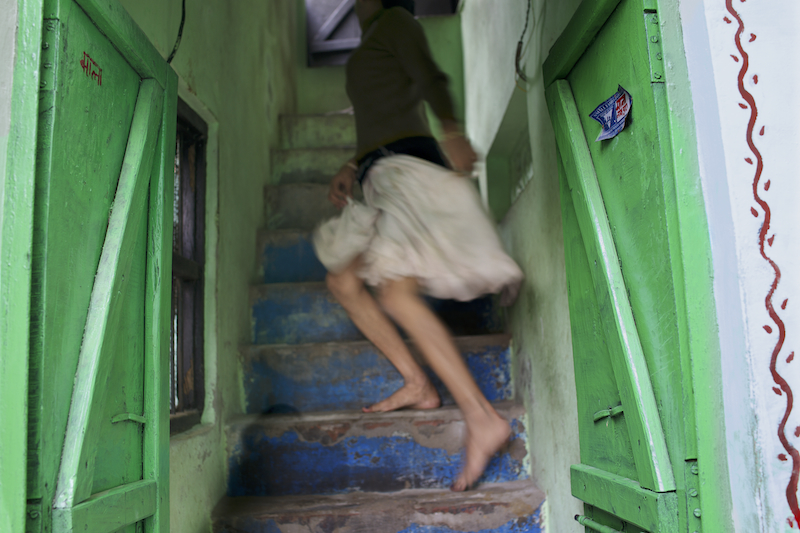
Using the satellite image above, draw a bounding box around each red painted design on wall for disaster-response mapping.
[726,0,800,524]
[80,52,102,86]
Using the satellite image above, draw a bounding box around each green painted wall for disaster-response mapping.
[1,2,22,531]
[461,1,582,532]
[1,1,37,532]
[115,1,298,532]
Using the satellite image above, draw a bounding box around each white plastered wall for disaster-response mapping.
[682,0,800,530]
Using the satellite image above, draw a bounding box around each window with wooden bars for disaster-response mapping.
[170,100,207,435]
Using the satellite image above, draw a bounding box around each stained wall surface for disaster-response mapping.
[116,2,298,532]
[461,1,582,532]
[0,3,22,532]
[0,0,16,206]
[683,0,800,530]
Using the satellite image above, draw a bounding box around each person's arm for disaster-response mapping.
[440,120,477,174]
[328,158,358,209]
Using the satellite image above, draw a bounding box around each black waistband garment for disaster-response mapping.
[356,136,450,186]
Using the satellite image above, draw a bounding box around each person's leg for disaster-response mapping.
[326,258,439,412]
[379,277,511,491]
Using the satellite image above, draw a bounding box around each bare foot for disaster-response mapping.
[451,411,511,492]
[362,380,441,413]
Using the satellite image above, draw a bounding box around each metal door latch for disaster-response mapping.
[575,514,624,533]
[111,413,146,424]
[593,404,624,422]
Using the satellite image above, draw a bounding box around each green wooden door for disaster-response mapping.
[26,0,176,532]
[544,0,700,532]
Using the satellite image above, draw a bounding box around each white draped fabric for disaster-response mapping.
[313,155,523,303]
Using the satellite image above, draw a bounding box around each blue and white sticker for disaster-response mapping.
[589,85,632,141]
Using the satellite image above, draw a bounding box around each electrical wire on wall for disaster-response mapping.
[167,0,187,64]
[514,0,532,91]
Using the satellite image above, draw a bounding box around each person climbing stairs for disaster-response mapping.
[212,113,545,532]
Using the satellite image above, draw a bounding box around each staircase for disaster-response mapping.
[212,114,545,532]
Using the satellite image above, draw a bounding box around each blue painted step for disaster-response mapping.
[251,282,504,345]
[213,480,544,533]
[226,402,527,497]
[258,230,326,284]
[241,334,513,414]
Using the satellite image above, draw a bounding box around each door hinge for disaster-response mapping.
[40,19,59,92]
[686,460,702,532]
[26,500,43,533]
[644,12,665,83]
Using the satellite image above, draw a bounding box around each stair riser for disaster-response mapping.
[242,338,512,413]
[251,285,503,345]
[259,232,327,284]
[279,115,356,150]
[264,184,339,231]
[215,509,543,533]
[272,148,354,185]
[227,411,527,497]
[213,480,545,533]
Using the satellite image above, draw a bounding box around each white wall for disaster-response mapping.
[683,0,800,530]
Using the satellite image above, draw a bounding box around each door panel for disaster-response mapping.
[545,0,694,530]
[558,154,639,483]
[566,3,685,457]
[30,0,141,501]
[29,0,175,531]
[53,78,164,513]
[548,80,673,493]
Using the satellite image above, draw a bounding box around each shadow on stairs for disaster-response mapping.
[212,113,545,533]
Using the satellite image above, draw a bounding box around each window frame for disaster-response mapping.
[169,98,208,435]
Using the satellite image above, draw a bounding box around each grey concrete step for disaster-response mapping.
[225,402,528,497]
[240,334,513,413]
[279,113,356,150]
[272,147,355,185]
[213,480,545,533]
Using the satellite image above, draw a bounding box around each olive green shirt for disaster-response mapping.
[346,7,456,160]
